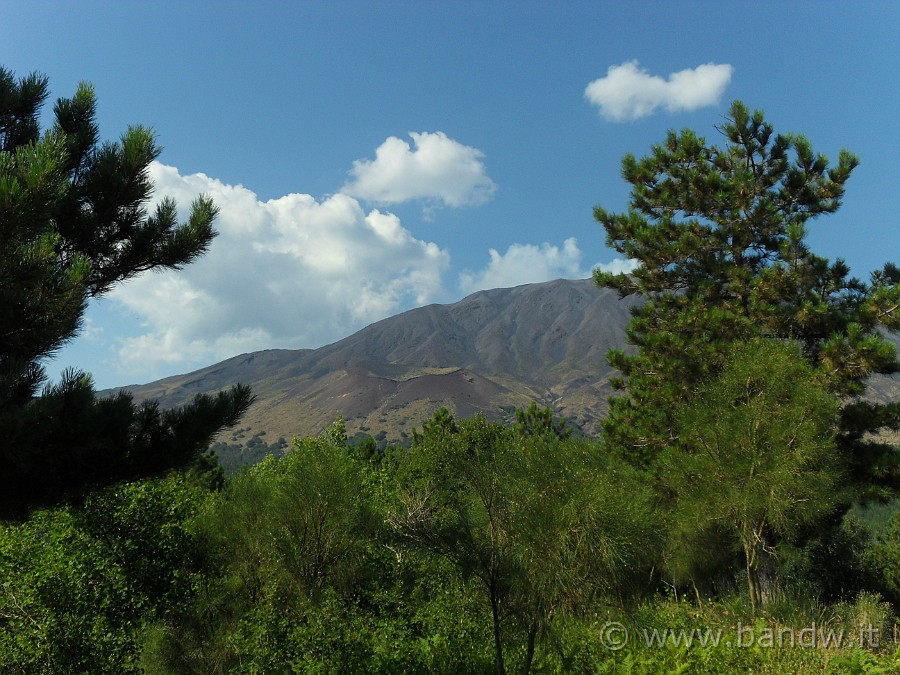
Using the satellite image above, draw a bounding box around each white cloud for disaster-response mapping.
[81,317,104,342]
[342,131,497,207]
[593,258,640,276]
[109,162,450,379]
[98,133,636,384]
[458,238,638,296]
[585,60,733,122]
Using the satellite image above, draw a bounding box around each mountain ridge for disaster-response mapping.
[104,279,639,446]
[103,278,899,464]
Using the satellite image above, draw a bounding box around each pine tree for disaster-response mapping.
[595,101,900,500]
[0,67,253,518]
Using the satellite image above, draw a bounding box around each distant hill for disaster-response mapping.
[103,278,899,468]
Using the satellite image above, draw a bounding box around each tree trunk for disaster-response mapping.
[490,590,505,675]
[747,558,762,615]
[743,533,763,614]
[522,621,538,675]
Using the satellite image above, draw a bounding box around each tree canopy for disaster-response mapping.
[594,100,900,502]
[0,67,252,517]
[662,339,843,612]
[393,409,657,674]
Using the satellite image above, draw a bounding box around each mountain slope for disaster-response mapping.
[106,277,899,460]
[107,279,640,446]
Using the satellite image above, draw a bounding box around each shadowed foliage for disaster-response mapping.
[0,67,251,517]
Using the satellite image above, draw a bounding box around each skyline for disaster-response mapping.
[2,2,898,388]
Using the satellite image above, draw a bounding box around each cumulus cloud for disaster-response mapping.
[585,60,733,122]
[108,162,450,379]
[80,317,104,342]
[458,238,638,296]
[96,132,637,384]
[342,131,497,207]
[593,257,640,276]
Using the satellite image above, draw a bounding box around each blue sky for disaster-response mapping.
[3,1,898,389]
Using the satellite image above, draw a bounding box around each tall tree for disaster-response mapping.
[595,100,900,501]
[392,410,656,675]
[662,339,843,613]
[0,67,252,517]
[144,419,379,673]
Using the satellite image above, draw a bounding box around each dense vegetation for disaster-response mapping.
[1,69,899,672]
[2,413,899,672]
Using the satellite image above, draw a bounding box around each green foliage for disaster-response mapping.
[0,372,252,517]
[594,100,900,501]
[586,594,899,674]
[867,513,900,607]
[143,419,381,671]
[515,401,573,439]
[411,405,458,444]
[662,339,843,612]
[183,450,226,492]
[392,410,659,673]
[779,514,880,604]
[0,66,252,516]
[0,476,206,673]
[851,499,900,535]
[833,591,895,649]
[3,410,896,672]
[3,76,900,672]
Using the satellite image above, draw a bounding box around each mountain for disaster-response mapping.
[104,278,899,466]
[105,279,638,450]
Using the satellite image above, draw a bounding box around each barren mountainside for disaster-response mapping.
[107,279,639,445]
[105,278,899,459]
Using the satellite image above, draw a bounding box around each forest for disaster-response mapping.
[2,67,900,673]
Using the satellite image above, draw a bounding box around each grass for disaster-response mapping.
[542,592,900,674]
